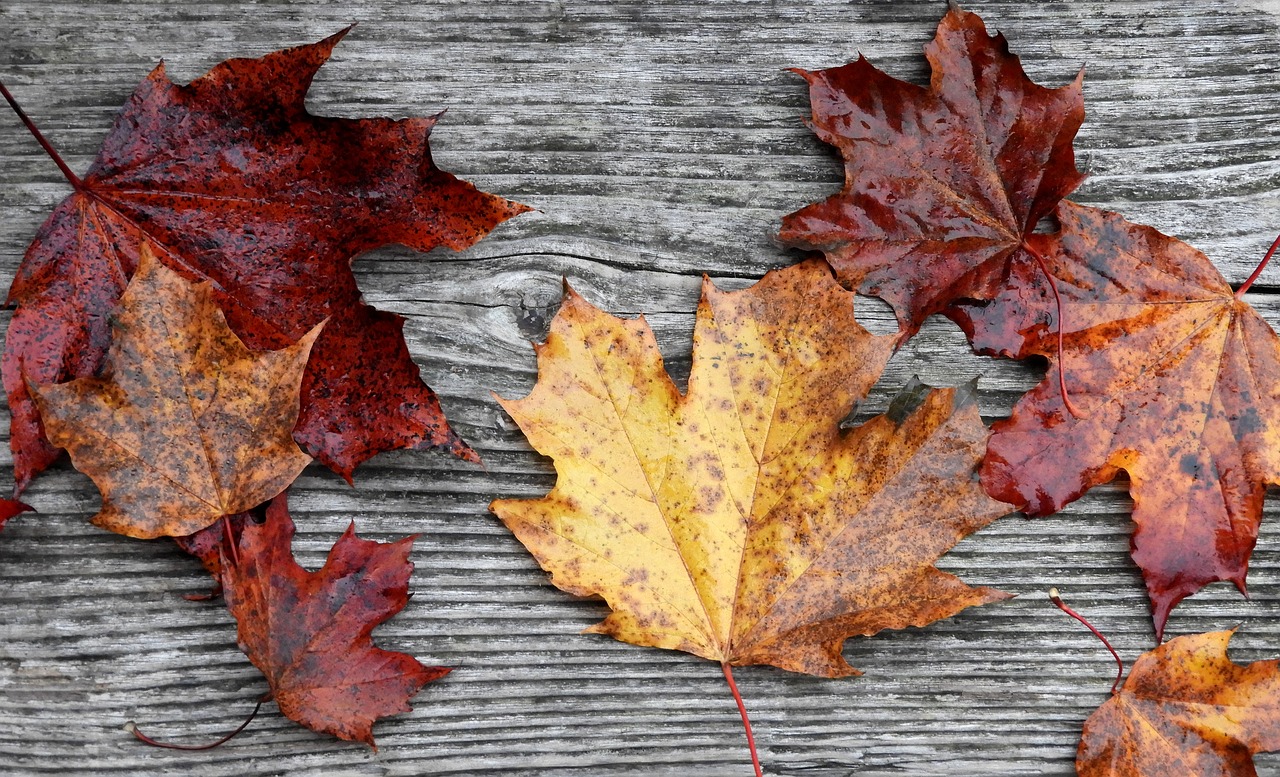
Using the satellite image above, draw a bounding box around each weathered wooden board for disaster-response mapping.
[2,1,1280,774]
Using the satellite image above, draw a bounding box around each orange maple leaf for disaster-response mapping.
[28,248,318,539]
[949,202,1280,638]
[1078,630,1280,776]
[491,260,1012,677]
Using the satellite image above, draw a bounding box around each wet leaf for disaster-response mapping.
[29,249,317,539]
[778,4,1084,337]
[220,493,449,747]
[1078,630,1280,776]
[4,29,527,492]
[948,202,1280,638]
[491,260,1012,676]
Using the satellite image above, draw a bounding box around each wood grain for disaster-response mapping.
[2,1,1279,774]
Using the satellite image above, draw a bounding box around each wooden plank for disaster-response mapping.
[1,1,1279,774]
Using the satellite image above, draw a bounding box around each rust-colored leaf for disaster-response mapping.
[490,260,1012,677]
[220,493,449,748]
[1078,630,1280,776]
[778,4,1084,336]
[4,30,527,492]
[28,249,317,539]
[948,202,1280,638]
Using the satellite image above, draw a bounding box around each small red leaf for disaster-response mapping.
[220,493,449,747]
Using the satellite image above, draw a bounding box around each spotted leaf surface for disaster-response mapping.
[1078,630,1280,776]
[29,249,317,539]
[491,260,1012,677]
[778,4,1085,336]
[948,202,1280,638]
[5,29,528,492]
[220,494,449,747]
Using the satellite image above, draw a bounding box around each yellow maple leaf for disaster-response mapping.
[491,260,1012,677]
[29,247,320,539]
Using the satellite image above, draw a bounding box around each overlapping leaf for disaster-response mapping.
[492,260,1012,677]
[29,249,317,539]
[220,493,448,747]
[5,29,527,493]
[948,202,1280,637]
[1078,630,1280,776]
[779,4,1084,336]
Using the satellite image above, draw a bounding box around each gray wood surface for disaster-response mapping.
[2,1,1280,774]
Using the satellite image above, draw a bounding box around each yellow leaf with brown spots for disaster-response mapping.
[1077,630,1280,776]
[28,247,319,539]
[490,260,1013,677]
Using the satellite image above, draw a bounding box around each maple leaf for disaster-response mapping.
[0,499,33,533]
[778,4,1085,337]
[490,260,1012,677]
[1077,630,1280,776]
[220,493,449,748]
[947,201,1280,638]
[2,29,528,493]
[28,248,318,539]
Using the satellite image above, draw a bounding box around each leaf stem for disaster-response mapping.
[1048,588,1123,694]
[125,696,266,750]
[1235,232,1280,299]
[0,79,85,191]
[222,513,240,567]
[721,662,763,777]
[1021,240,1081,419]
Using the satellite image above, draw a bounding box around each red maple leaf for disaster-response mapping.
[778,4,1085,337]
[219,493,448,747]
[948,202,1280,638]
[2,29,528,493]
[0,499,33,533]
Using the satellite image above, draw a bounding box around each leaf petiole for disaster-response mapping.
[1021,241,1082,420]
[1234,232,1280,299]
[722,662,764,777]
[125,695,268,751]
[1048,588,1124,694]
[0,79,85,191]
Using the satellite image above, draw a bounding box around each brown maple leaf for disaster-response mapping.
[28,248,318,539]
[948,202,1280,638]
[1,29,528,493]
[220,493,448,748]
[778,4,1085,337]
[490,260,1012,678]
[1077,630,1280,776]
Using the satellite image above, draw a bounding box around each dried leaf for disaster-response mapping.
[5,30,527,492]
[220,494,448,747]
[491,260,1012,677]
[948,202,1280,637]
[29,249,317,539]
[779,4,1084,336]
[1078,630,1280,776]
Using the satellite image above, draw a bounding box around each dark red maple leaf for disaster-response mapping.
[0,499,33,533]
[2,29,528,493]
[778,4,1085,337]
[219,493,448,747]
[948,201,1280,638]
